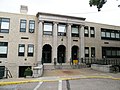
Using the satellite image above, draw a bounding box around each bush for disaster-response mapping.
[110,66,119,73]
[24,67,33,77]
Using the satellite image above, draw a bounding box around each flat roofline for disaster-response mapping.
[36,12,86,21]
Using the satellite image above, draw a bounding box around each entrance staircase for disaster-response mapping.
[43,63,87,70]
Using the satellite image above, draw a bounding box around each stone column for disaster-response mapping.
[52,22,58,63]
[80,25,85,59]
[37,20,43,65]
[67,23,72,62]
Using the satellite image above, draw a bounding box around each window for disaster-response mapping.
[20,19,26,32]
[85,47,89,57]
[101,28,120,41]
[29,20,35,33]
[28,44,34,56]
[0,18,10,33]
[106,50,111,56]
[0,42,8,58]
[43,22,53,35]
[18,44,25,56]
[71,25,79,37]
[101,31,106,37]
[102,47,120,58]
[91,47,95,57]
[58,24,66,36]
[117,50,120,56]
[116,33,120,39]
[84,26,89,37]
[111,50,116,56]
[106,32,110,38]
[111,32,115,38]
[90,27,95,37]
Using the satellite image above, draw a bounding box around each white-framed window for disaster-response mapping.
[116,33,120,38]
[58,24,66,36]
[101,31,106,37]
[71,25,79,37]
[106,32,110,38]
[84,26,89,37]
[0,18,10,33]
[28,44,34,57]
[111,32,115,38]
[43,22,53,35]
[18,44,25,56]
[29,20,35,33]
[20,19,26,32]
[101,28,120,41]
[0,42,8,58]
[90,27,95,37]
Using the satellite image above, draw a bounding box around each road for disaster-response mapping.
[0,78,120,90]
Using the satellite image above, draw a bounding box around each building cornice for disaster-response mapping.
[36,12,86,21]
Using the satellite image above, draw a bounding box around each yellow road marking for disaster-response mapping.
[0,76,120,86]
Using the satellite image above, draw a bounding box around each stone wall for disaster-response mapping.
[91,64,112,72]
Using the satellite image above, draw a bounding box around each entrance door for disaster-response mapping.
[72,46,79,62]
[19,66,31,77]
[42,44,52,63]
[57,45,66,63]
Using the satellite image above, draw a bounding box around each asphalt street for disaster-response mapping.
[0,78,120,90]
[0,68,120,90]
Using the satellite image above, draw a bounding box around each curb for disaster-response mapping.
[0,75,120,86]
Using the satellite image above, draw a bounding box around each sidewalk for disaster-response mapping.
[0,68,120,84]
[43,68,120,78]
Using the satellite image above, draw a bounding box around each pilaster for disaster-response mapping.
[37,20,43,65]
[80,25,85,58]
[67,23,72,62]
[52,22,58,63]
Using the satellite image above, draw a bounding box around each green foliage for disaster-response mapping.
[24,67,33,77]
[89,0,100,6]
[110,66,119,73]
[89,0,107,11]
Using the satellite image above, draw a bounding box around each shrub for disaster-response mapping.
[24,67,33,77]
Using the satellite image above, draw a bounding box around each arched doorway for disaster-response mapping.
[42,44,52,63]
[72,46,79,61]
[57,45,66,63]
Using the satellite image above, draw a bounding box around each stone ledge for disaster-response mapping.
[91,64,112,73]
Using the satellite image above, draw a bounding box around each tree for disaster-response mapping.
[89,0,107,11]
[89,0,120,11]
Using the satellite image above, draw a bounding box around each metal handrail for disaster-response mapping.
[81,58,120,66]
[0,67,12,79]
[5,67,12,78]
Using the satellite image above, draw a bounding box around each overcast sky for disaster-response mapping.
[0,0,120,26]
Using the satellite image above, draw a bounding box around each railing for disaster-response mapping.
[5,67,12,78]
[0,67,12,79]
[81,58,120,73]
[81,58,120,66]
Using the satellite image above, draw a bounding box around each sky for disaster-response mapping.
[0,0,120,26]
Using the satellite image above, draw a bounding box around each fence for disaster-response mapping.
[81,58,120,66]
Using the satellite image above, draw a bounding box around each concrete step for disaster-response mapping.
[43,63,87,70]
